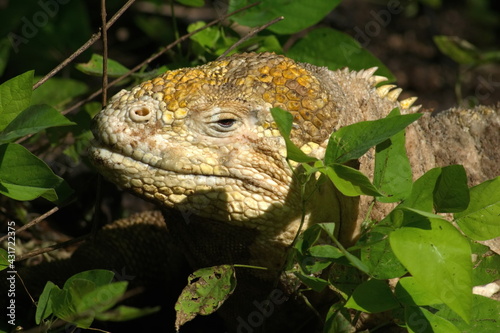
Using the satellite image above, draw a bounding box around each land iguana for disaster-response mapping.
[3,52,499,332]
[88,52,499,330]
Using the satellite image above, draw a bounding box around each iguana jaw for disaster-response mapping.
[89,142,292,223]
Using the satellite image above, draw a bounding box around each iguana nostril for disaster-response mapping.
[136,108,149,116]
[130,106,152,122]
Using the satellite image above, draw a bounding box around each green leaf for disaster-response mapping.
[434,36,480,66]
[32,77,88,109]
[325,112,422,164]
[345,279,400,313]
[405,306,460,333]
[455,177,500,240]
[395,277,442,306]
[66,279,97,306]
[76,54,130,77]
[296,224,323,253]
[390,218,472,322]
[78,281,128,314]
[308,245,344,259]
[318,223,370,274]
[228,0,341,35]
[0,143,70,202]
[63,270,115,290]
[36,281,56,324]
[175,265,236,331]
[0,248,8,271]
[51,270,127,328]
[188,21,221,51]
[187,21,238,56]
[317,222,336,240]
[359,226,407,279]
[270,107,317,162]
[470,241,500,286]
[324,304,355,333]
[398,207,445,220]
[271,106,293,135]
[391,207,447,228]
[400,167,441,212]
[0,71,33,131]
[176,0,204,7]
[287,28,395,81]
[298,256,334,275]
[95,305,160,322]
[52,279,98,328]
[323,163,382,197]
[432,295,500,333]
[0,104,75,143]
[48,286,79,326]
[294,225,335,274]
[433,165,469,213]
[328,264,366,300]
[374,108,413,202]
[294,272,328,292]
[254,35,283,54]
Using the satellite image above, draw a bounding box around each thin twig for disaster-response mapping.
[32,0,137,90]
[218,16,284,59]
[16,234,88,262]
[0,206,59,243]
[61,1,260,116]
[101,0,109,106]
[16,270,37,306]
[170,0,182,55]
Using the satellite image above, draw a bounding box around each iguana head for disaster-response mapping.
[89,52,416,252]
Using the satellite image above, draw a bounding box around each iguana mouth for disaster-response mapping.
[88,140,282,197]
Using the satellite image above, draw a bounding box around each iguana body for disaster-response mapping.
[4,52,499,332]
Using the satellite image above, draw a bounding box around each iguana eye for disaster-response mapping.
[216,119,237,128]
[205,112,241,135]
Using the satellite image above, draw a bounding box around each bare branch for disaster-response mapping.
[101,0,109,106]
[16,234,88,262]
[0,206,59,243]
